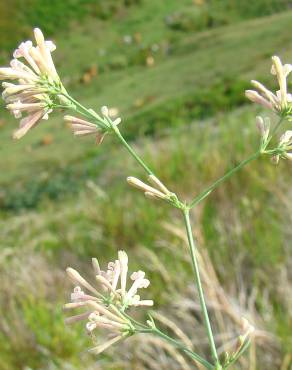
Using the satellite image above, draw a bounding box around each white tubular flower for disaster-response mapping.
[124,271,151,306]
[64,250,153,355]
[245,56,292,117]
[118,251,128,297]
[0,28,61,139]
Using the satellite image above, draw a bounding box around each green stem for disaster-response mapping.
[113,126,154,176]
[122,311,213,368]
[139,328,214,369]
[189,151,261,208]
[183,209,220,367]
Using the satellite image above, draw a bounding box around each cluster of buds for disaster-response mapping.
[64,251,153,354]
[0,29,121,143]
[221,317,255,368]
[64,105,121,145]
[245,56,292,118]
[0,28,63,139]
[127,174,181,207]
[272,130,292,163]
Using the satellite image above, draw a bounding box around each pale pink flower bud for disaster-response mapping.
[255,116,270,141]
[96,275,115,292]
[86,301,125,324]
[0,67,37,81]
[64,312,91,325]
[251,80,278,105]
[64,115,106,144]
[13,110,44,139]
[66,268,101,297]
[245,90,273,110]
[127,176,168,199]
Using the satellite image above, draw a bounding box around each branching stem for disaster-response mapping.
[183,209,221,368]
[189,151,261,208]
[59,90,271,370]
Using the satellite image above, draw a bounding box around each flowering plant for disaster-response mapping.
[1,28,290,369]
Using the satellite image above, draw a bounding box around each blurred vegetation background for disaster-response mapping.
[0,1,291,369]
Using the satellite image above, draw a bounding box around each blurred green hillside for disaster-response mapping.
[0,1,291,370]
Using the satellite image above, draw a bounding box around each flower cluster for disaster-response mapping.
[64,251,153,354]
[245,56,292,118]
[0,28,62,139]
[64,105,121,145]
[0,29,122,143]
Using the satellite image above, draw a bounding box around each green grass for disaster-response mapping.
[0,3,291,369]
